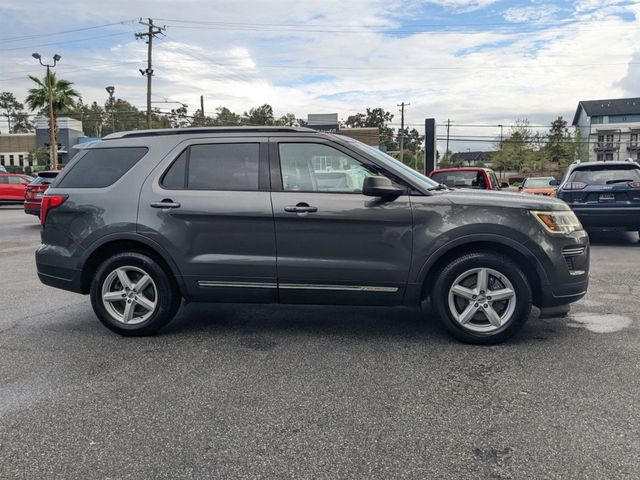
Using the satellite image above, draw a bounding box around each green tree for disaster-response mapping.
[344,107,396,150]
[397,127,424,154]
[0,91,33,133]
[214,106,242,125]
[244,104,274,125]
[167,104,190,128]
[545,116,573,170]
[25,72,80,165]
[190,109,215,127]
[275,113,298,126]
[492,119,539,175]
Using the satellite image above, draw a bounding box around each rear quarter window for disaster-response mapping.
[56,147,148,188]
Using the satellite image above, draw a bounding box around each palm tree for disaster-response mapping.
[25,72,80,168]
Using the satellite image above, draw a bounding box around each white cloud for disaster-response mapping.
[503,4,563,23]
[424,0,500,13]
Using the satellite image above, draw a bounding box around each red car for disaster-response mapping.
[0,173,34,202]
[24,170,61,217]
[429,167,508,190]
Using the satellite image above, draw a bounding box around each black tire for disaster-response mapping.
[432,251,532,345]
[90,252,181,336]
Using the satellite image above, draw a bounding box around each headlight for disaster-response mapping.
[530,210,583,234]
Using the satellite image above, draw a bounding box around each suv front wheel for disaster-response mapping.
[432,252,532,344]
[90,252,181,336]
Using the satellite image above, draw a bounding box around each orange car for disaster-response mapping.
[519,176,559,196]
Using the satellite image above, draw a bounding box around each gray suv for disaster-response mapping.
[36,127,589,344]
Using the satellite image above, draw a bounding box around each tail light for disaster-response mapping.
[40,194,68,226]
[629,182,640,189]
[562,182,587,190]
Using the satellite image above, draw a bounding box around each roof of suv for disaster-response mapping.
[103,126,319,140]
[568,160,640,169]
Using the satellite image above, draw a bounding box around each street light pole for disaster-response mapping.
[32,52,61,170]
[105,86,115,133]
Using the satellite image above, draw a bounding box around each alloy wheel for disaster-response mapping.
[101,266,157,325]
[447,267,517,333]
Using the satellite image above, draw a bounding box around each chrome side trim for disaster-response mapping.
[198,281,277,289]
[279,283,398,293]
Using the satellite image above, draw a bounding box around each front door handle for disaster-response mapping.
[150,199,181,209]
[284,202,318,213]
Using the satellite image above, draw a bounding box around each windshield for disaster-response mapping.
[340,136,440,190]
[524,177,555,188]
[569,165,640,185]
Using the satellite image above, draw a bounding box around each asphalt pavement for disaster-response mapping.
[0,204,638,479]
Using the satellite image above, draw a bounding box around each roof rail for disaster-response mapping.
[103,126,318,140]
[572,159,581,164]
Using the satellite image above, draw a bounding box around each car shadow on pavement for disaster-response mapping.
[157,302,558,346]
[587,230,640,246]
[163,302,452,343]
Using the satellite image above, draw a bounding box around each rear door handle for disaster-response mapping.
[150,199,181,209]
[284,203,318,213]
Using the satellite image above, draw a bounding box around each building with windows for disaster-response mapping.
[0,116,85,171]
[0,133,36,170]
[572,97,640,162]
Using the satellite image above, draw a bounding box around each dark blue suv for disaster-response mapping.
[557,160,640,237]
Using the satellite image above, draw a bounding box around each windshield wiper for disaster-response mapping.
[606,179,635,184]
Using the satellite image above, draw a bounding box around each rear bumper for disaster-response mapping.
[36,246,83,294]
[570,206,640,229]
[24,200,41,216]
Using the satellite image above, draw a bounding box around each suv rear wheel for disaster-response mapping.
[90,252,181,336]
[432,252,532,344]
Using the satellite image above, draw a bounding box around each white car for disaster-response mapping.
[0,165,7,173]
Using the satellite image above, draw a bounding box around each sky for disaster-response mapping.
[1,0,639,152]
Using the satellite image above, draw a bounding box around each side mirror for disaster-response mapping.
[549,179,559,186]
[362,176,403,198]
[500,182,509,189]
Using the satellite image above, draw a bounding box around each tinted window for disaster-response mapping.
[524,177,555,188]
[431,170,486,188]
[569,165,640,185]
[56,147,148,188]
[279,143,377,193]
[188,143,259,190]
[8,175,30,184]
[161,150,187,189]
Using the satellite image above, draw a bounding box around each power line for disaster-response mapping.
[0,20,137,42]
[0,31,136,52]
[157,17,639,34]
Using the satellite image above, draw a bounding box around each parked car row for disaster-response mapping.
[0,171,61,217]
[428,160,640,236]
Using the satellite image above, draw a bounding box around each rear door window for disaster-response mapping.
[56,147,148,188]
[162,143,259,191]
[569,165,640,185]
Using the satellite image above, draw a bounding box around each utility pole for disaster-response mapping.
[397,102,410,163]
[136,18,165,129]
[105,86,115,133]
[32,52,61,169]
[445,118,452,160]
[200,95,205,115]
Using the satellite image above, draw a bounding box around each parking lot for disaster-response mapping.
[0,204,638,479]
